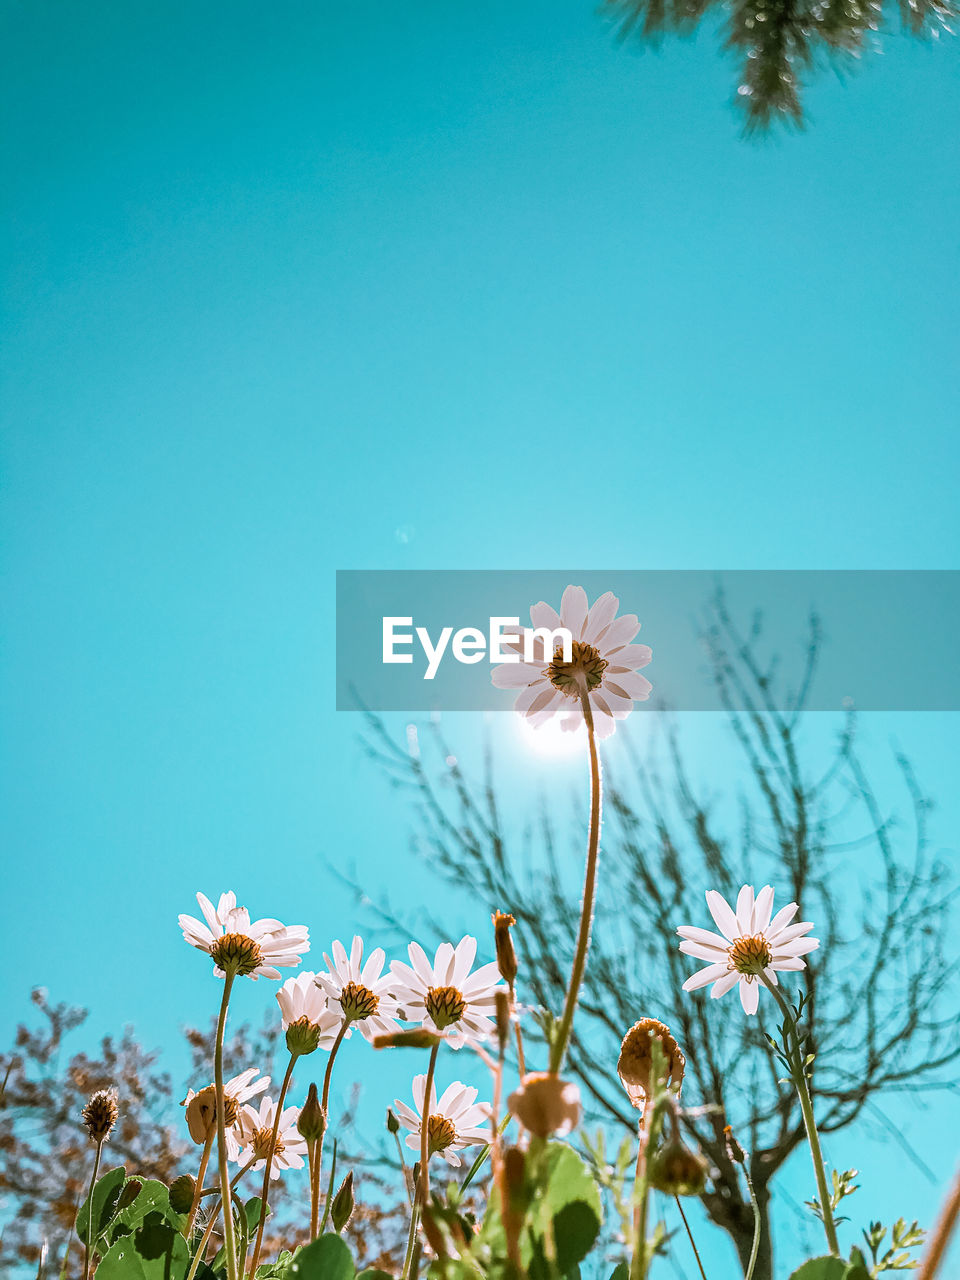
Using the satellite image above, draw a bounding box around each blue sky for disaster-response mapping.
[2,2,959,1275]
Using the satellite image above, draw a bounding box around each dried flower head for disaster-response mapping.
[617,1019,685,1109]
[81,1089,118,1143]
[507,1072,581,1138]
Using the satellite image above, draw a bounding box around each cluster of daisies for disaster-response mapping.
[179,893,505,1169]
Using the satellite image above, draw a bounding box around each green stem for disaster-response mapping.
[674,1197,708,1280]
[549,688,601,1075]
[400,1195,421,1280]
[761,974,839,1256]
[248,1052,297,1274]
[308,1137,321,1239]
[742,1164,763,1280]
[185,1160,255,1280]
[185,1130,215,1239]
[214,970,239,1280]
[418,1041,441,1207]
[630,1120,649,1280]
[318,1138,339,1236]
[81,1139,104,1280]
[314,1020,349,1218]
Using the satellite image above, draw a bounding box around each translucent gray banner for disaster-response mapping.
[335,570,960,712]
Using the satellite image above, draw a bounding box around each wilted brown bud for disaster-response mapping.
[183,1085,217,1145]
[495,991,511,1053]
[647,1139,708,1197]
[723,1124,746,1165]
[297,1083,325,1142]
[373,1029,442,1050]
[507,1072,581,1138]
[617,1019,685,1109]
[81,1089,118,1144]
[492,911,518,986]
[168,1174,196,1215]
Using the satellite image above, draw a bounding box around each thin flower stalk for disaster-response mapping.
[185,1158,256,1280]
[247,1054,297,1276]
[759,972,839,1256]
[400,1040,441,1280]
[549,687,602,1075]
[674,1198,708,1280]
[918,1164,960,1280]
[81,1139,104,1280]
[314,1020,350,1218]
[742,1162,763,1280]
[184,1130,215,1239]
[213,971,240,1280]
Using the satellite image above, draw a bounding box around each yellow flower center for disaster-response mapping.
[251,1126,284,1160]
[340,981,380,1021]
[728,934,772,976]
[210,932,263,977]
[425,985,466,1030]
[546,641,608,698]
[427,1114,457,1153]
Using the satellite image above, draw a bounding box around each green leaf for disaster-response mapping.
[609,1265,630,1280]
[95,1220,215,1280]
[537,1144,602,1273]
[356,1272,395,1280]
[787,1260,849,1280]
[110,1180,178,1240]
[286,1233,355,1280]
[76,1166,127,1245]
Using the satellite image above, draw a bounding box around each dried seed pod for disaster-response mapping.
[647,1139,708,1197]
[617,1019,685,1109]
[507,1072,581,1138]
[492,911,518,986]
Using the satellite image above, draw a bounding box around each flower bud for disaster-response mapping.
[285,1015,322,1057]
[647,1139,708,1197]
[373,1029,442,1050]
[331,1171,354,1233]
[168,1175,196,1215]
[117,1179,143,1212]
[495,992,511,1054]
[297,1083,325,1142]
[507,1072,581,1138]
[492,911,518,986]
[617,1019,685,1110]
[723,1124,746,1166]
[386,1107,400,1135]
[81,1089,118,1144]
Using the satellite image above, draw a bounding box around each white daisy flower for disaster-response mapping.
[179,890,309,980]
[394,1075,491,1168]
[276,972,342,1054]
[491,586,652,740]
[677,885,820,1016]
[182,1067,270,1160]
[314,936,403,1043]
[390,936,504,1049]
[237,1096,308,1177]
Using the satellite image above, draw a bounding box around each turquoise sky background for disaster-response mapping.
[2,2,959,1276]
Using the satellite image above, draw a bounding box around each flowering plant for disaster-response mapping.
[24,587,954,1280]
